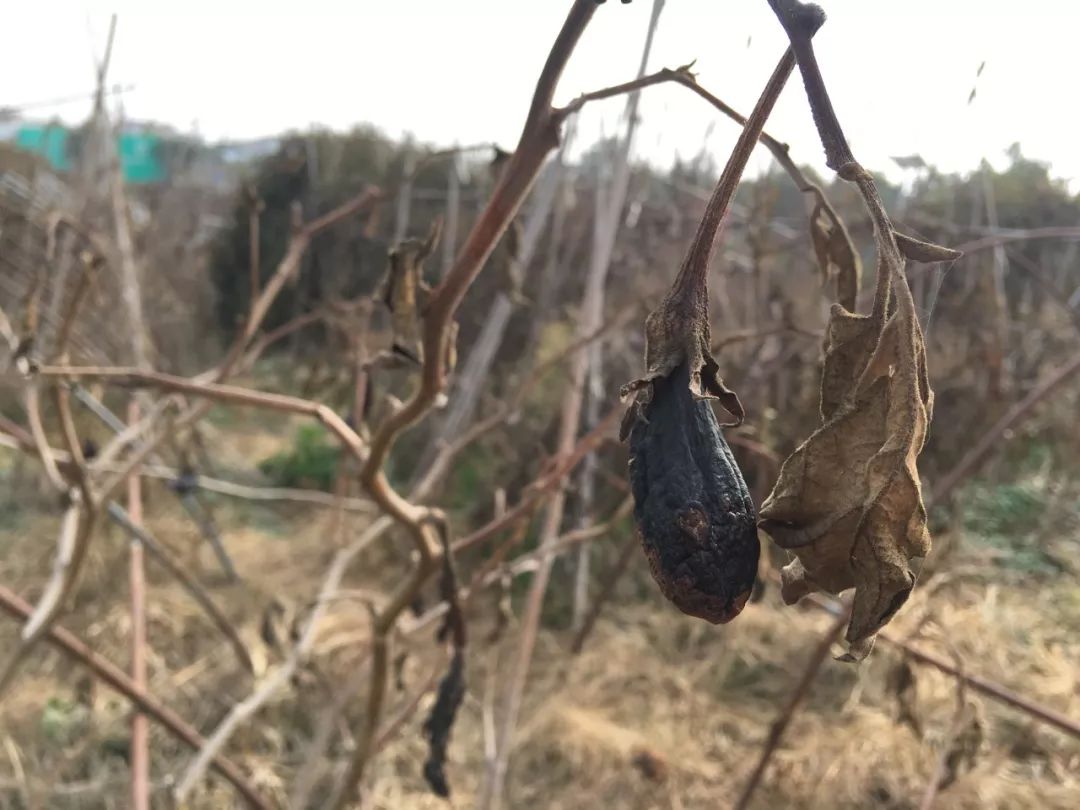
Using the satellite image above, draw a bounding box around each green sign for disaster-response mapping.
[13,124,166,184]
[15,124,71,172]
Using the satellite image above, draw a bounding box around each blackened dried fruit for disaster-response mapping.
[628,361,758,624]
[421,648,465,798]
[620,47,808,624]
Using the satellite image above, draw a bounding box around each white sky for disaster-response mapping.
[3,1,1077,188]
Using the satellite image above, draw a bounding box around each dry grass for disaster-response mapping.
[0,436,1078,809]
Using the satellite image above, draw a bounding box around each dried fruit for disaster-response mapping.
[421,648,465,798]
[621,48,814,624]
[628,361,758,623]
[421,516,466,798]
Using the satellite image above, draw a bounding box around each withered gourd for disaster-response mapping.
[628,361,757,624]
[619,46,814,625]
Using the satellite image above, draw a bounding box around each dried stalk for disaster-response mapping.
[929,351,1080,504]
[732,607,849,810]
[105,502,253,674]
[0,585,269,809]
[332,2,607,803]
[172,507,382,802]
[804,595,1080,740]
[573,0,666,636]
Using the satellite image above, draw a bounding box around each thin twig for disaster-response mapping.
[929,351,1080,504]
[104,502,253,674]
[0,585,269,809]
[70,383,236,577]
[0,426,375,512]
[569,530,636,654]
[804,595,1080,740]
[171,508,382,802]
[732,607,849,810]
[36,366,367,462]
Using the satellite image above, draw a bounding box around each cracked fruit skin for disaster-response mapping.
[628,362,758,624]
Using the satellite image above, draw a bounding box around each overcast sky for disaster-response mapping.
[4,1,1077,188]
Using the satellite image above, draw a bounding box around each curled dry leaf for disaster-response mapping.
[758,197,937,661]
[378,219,441,364]
[808,199,861,312]
[421,516,466,798]
[619,278,744,441]
[894,232,962,264]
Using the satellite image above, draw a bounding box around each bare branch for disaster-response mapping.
[0,585,269,809]
[929,352,1080,504]
[36,366,367,463]
[732,607,849,810]
[172,511,383,802]
[804,595,1080,740]
[104,502,253,674]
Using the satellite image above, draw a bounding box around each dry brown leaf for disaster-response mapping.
[378,219,441,364]
[809,199,861,312]
[619,277,744,441]
[759,179,936,661]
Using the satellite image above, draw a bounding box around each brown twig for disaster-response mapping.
[732,607,849,810]
[412,303,640,503]
[803,595,1080,739]
[105,502,253,675]
[0,425,376,513]
[929,351,1080,504]
[0,585,269,809]
[172,504,382,802]
[36,366,367,461]
[569,530,636,654]
[452,403,621,554]
[330,9,608,801]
